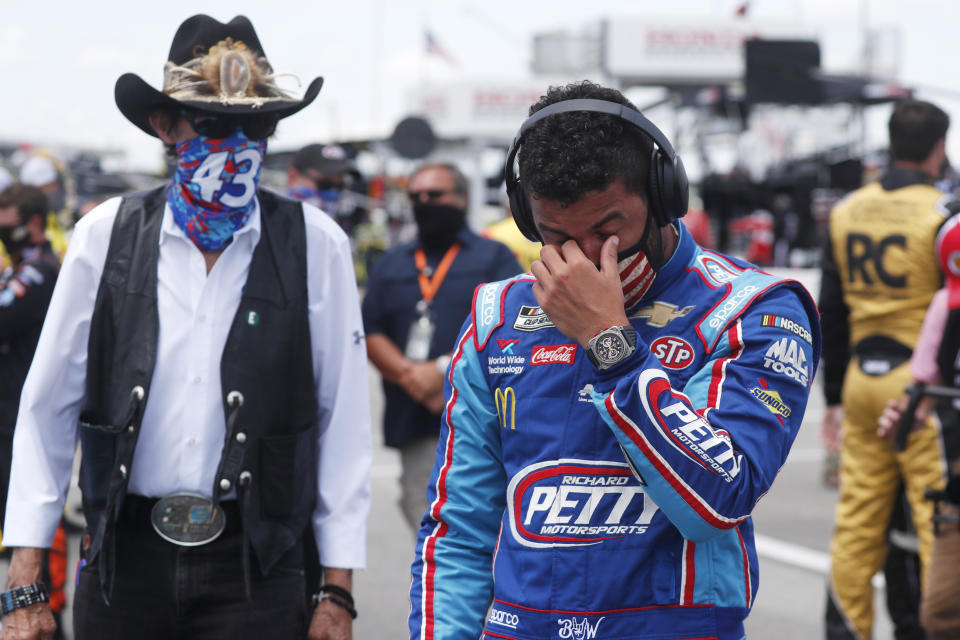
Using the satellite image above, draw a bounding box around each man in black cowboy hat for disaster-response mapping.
[0,15,370,640]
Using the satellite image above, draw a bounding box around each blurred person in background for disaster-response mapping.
[0,184,65,637]
[878,213,960,639]
[820,99,953,640]
[287,143,365,233]
[18,155,70,260]
[0,15,370,640]
[362,162,520,530]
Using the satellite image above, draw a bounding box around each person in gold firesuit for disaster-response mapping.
[820,99,954,639]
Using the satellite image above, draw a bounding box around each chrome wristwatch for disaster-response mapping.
[0,582,50,616]
[586,325,638,370]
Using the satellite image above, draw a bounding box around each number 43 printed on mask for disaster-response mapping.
[191,149,263,207]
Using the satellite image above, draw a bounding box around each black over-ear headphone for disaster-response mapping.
[504,98,689,242]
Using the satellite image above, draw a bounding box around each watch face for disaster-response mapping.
[596,332,627,364]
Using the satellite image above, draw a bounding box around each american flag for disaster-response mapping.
[425,30,458,66]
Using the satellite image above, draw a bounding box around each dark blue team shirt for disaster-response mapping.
[362,227,522,447]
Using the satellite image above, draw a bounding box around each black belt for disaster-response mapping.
[119,494,243,536]
[853,336,912,377]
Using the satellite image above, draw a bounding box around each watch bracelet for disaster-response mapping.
[0,582,49,616]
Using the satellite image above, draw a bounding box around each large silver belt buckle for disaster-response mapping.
[150,494,226,546]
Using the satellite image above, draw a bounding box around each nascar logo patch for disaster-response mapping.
[761,314,812,345]
[513,305,555,332]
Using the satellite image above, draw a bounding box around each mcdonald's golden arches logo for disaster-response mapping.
[495,387,517,430]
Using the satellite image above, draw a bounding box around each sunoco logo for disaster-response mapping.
[506,459,659,548]
[707,285,758,329]
[488,608,519,630]
[750,386,792,418]
[558,616,605,639]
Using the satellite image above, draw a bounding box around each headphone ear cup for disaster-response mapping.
[508,182,542,243]
[672,155,689,220]
[647,149,668,227]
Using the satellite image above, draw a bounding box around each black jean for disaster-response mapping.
[74,496,307,640]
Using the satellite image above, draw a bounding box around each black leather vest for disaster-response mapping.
[77,186,318,578]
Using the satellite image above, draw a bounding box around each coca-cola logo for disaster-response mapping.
[531,344,577,365]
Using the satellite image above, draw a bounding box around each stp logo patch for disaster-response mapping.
[531,344,577,365]
[650,336,694,369]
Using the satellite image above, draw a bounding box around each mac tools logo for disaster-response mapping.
[650,336,695,369]
[763,337,809,386]
[506,459,660,548]
[531,344,577,365]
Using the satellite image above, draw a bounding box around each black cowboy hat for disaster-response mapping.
[115,14,324,138]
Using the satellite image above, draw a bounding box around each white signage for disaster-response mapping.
[604,18,814,85]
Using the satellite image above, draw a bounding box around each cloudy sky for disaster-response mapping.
[2,0,958,172]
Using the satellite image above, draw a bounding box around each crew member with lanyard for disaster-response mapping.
[363,163,520,530]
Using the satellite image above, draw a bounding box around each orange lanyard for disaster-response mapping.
[415,243,461,304]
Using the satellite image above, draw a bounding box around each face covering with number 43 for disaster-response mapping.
[167,127,267,251]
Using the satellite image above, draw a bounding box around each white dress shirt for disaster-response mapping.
[4,195,371,569]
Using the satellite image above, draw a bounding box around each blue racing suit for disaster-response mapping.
[410,223,821,640]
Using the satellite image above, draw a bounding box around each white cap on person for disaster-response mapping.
[20,156,58,187]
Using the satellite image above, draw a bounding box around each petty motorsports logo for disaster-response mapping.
[506,459,660,548]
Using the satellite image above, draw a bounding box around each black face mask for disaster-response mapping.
[0,224,30,256]
[413,202,467,250]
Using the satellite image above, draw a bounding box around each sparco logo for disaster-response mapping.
[531,344,577,365]
[707,285,758,329]
[506,459,659,548]
[650,336,694,369]
[557,616,605,639]
[480,285,498,326]
[488,608,519,629]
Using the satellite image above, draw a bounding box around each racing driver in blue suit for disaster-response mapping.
[409,81,820,640]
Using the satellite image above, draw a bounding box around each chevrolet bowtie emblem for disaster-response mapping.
[630,301,695,327]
